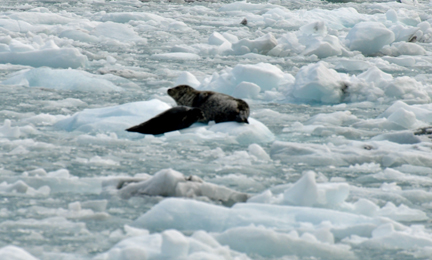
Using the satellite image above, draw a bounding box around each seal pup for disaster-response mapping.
[167,85,250,124]
[126,106,205,135]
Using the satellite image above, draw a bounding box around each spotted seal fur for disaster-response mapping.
[167,85,249,124]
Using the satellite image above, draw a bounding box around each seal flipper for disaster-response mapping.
[126,107,204,135]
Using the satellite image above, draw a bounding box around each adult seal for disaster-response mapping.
[126,106,204,135]
[167,85,250,124]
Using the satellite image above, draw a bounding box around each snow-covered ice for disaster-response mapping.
[1,0,432,259]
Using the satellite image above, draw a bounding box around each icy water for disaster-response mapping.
[1,0,432,259]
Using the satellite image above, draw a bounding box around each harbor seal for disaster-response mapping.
[167,85,250,124]
[126,106,204,135]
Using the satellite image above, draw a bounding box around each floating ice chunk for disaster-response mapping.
[23,168,47,177]
[0,19,35,32]
[292,62,345,104]
[252,171,349,207]
[0,43,10,52]
[0,216,88,236]
[379,101,432,128]
[382,56,416,67]
[247,189,274,204]
[248,143,271,161]
[0,47,88,68]
[2,67,123,91]
[371,131,421,144]
[174,71,201,88]
[317,182,350,206]
[80,156,120,166]
[0,180,50,196]
[151,52,201,61]
[387,107,418,129]
[283,171,318,207]
[302,35,345,58]
[395,7,421,26]
[232,81,261,99]
[345,22,395,55]
[168,21,191,32]
[118,169,249,205]
[415,246,432,259]
[214,226,355,259]
[296,21,349,58]
[8,145,29,155]
[0,245,38,260]
[357,168,432,188]
[133,197,401,248]
[230,63,286,92]
[222,32,239,43]
[161,230,189,257]
[381,42,426,56]
[0,119,20,138]
[359,224,432,250]
[54,99,171,133]
[333,58,372,71]
[299,21,327,36]
[24,202,109,220]
[208,32,228,45]
[47,169,70,178]
[377,202,428,222]
[346,66,405,102]
[372,222,395,238]
[81,200,108,212]
[389,24,421,42]
[270,140,432,167]
[417,21,432,42]
[92,21,146,43]
[270,32,305,56]
[100,12,166,23]
[207,118,275,144]
[219,1,274,12]
[379,101,432,123]
[9,39,35,52]
[201,62,292,97]
[118,169,184,198]
[352,199,380,217]
[54,99,273,143]
[386,9,398,23]
[306,111,358,126]
[232,33,278,55]
[95,228,249,260]
[357,66,393,88]
[271,141,343,166]
[9,11,74,25]
[0,180,31,194]
[59,29,99,43]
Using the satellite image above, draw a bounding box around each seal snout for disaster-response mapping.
[167,88,173,96]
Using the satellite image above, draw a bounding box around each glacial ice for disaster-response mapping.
[1,0,432,259]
